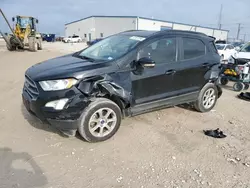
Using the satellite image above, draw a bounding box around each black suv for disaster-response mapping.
[22,30,222,142]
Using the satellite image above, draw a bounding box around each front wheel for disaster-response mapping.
[78,98,122,142]
[194,83,218,113]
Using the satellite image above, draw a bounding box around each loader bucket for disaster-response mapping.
[0,8,24,48]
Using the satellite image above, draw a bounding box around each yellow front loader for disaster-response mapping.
[0,9,42,52]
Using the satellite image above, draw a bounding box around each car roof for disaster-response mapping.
[120,30,157,37]
[120,30,212,40]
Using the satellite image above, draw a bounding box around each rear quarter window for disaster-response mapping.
[183,38,206,59]
[209,41,219,54]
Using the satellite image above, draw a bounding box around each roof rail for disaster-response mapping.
[159,29,207,36]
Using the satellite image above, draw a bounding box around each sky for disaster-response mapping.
[0,0,250,41]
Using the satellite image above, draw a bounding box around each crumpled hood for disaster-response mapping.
[25,54,118,81]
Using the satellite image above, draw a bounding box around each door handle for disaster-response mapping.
[165,69,176,75]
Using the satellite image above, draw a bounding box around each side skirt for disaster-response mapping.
[125,92,199,117]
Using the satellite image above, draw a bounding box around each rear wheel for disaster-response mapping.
[194,83,218,113]
[78,98,122,142]
[38,41,42,50]
[28,37,38,52]
[233,82,244,92]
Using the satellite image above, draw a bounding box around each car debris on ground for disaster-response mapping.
[203,128,227,138]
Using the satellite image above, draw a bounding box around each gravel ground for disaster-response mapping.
[0,41,250,188]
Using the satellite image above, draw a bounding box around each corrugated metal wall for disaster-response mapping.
[65,17,229,41]
[65,17,95,41]
[138,18,228,40]
[94,17,137,39]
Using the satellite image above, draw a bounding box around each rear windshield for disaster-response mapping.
[216,44,225,50]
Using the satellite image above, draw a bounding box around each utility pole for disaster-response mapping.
[236,23,242,40]
[218,4,223,29]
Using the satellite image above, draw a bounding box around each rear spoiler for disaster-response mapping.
[208,36,216,41]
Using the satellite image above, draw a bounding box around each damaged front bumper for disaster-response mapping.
[22,86,89,136]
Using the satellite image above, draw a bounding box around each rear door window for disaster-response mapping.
[139,38,177,64]
[182,38,206,59]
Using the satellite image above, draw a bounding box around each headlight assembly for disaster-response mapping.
[39,78,77,91]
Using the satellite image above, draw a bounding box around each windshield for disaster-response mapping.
[240,43,250,52]
[17,17,33,28]
[79,35,145,61]
[216,44,225,50]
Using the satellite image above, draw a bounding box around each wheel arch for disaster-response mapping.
[77,75,132,117]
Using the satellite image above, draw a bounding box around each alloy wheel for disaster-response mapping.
[88,108,117,138]
[202,88,216,109]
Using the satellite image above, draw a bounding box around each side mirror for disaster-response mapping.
[138,57,155,68]
[12,17,15,22]
[36,19,39,24]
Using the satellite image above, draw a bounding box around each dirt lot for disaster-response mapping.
[0,40,250,188]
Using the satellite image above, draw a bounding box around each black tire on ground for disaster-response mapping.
[78,98,122,142]
[220,76,229,85]
[6,44,16,51]
[233,82,244,92]
[29,38,38,52]
[244,83,249,90]
[38,43,42,50]
[194,83,218,113]
[6,36,17,51]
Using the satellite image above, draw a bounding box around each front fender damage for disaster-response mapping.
[78,72,132,112]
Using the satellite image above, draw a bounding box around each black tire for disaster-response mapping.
[29,42,38,52]
[233,82,244,92]
[194,83,218,113]
[244,83,249,90]
[38,43,42,50]
[78,98,122,142]
[220,76,229,85]
[6,44,16,51]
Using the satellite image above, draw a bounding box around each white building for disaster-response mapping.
[65,16,229,42]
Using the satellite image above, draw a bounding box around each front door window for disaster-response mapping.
[132,37,177,104]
